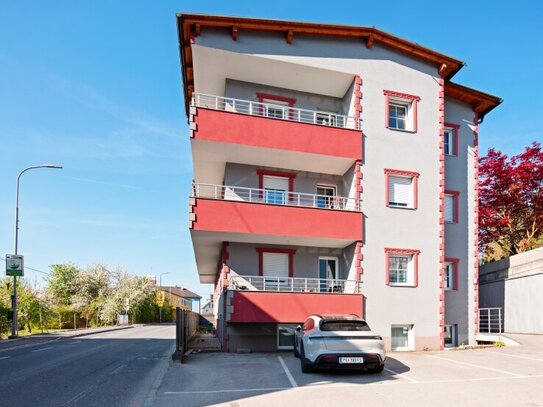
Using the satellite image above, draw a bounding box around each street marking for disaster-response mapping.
[426,355,523,377]
[384,367,419,383]
[68,340,82,345]
[32,347,54,353]
[0,356,10,360]
[278,355,298,387]
[485,351,543,363]
[164,387,290,395]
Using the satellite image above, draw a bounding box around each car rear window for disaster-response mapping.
[320,321,371,331]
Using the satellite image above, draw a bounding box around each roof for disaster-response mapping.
[176,13,501,121]
[159,286,202,299]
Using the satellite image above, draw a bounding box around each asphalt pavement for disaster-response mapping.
[0,324,175,407]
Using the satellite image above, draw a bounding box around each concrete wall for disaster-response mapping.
[480,247,543,334]
[443,97,478,346]
[224,162,351,198]
[225,79,346,114]
[227,323,278,352]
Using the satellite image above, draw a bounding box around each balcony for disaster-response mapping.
[189,94,363,185]
[229,275,362,294]
[189,183,363,283]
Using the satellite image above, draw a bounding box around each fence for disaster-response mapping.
[172,308,200,362]
[229,275,363,294]
[479,307,503,333]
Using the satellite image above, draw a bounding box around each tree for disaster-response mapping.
[47,264,81,307]
[479,142,543,261]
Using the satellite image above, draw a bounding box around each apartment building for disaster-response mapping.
[176,14,501,352]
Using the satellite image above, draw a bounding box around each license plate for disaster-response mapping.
[339,357,364,364]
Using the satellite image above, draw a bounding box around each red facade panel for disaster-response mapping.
[230,291,363,323]
[193,198,363,241]
[194,108,362,160]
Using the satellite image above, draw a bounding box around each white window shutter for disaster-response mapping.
[389,176,413,207]
[263,253,289,277]
[444,195,454,222]
[263,176,289,191]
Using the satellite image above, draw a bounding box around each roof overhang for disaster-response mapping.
[177,13,465,117]
[444,82,502,121]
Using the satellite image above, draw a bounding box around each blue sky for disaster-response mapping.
[0,1,541,298]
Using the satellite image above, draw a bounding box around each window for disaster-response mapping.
[444,324,457,348]
[263,175,288,204]
[263,98,289,119]
[320,321,371,332]
[444,190,459,223]
[277,324,297,350]
[391,325,414,351]
[316,185,336,209]
[444,123,459,156]
[257,248,295,283]
[385,248,420,287]
[384,90,420,133]
[444,258,459,291]
[319,257,338,292]
[385,169,419,209]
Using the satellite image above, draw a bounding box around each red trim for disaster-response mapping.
[257,169,296,201]
[383,90,420,133]
[444,122,460,156]
[438,78,446,349]
[384,168,420,209]
[444,190,460,223]
[445,258,460,291]
[256,93,296,106]
[256,247,296,278]
[384,248,420,287]
[473,113,479,334]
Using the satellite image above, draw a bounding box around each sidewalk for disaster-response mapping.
[0,324,135,352]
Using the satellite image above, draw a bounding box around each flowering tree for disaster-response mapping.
[479,142,543,261]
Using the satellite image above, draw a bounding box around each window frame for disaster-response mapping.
[385,248,420,287]
[443,123,460,156]
[257,169,296,203]
[391,324,415,351]
[384,168,420,210]
[444,258,459,291]
[384,90,421,133]
[444,324,458,348]
[316,183,337,209]
[256,93,296,120]
[256,247,296,278]
[444,190,460,224]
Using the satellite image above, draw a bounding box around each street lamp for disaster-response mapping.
[10,164,63,338]
[159,272,171,323]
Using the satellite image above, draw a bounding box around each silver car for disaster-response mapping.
[294,314,385,373]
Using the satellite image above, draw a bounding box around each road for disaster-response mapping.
[0,324,175,407]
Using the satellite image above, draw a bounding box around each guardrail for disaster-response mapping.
[192,93,361,130]
[229,275,362,294]
[172,308,200,363]
[192,183,361,212]
[479,307,503,333]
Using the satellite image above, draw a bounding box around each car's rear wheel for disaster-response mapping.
[300,344,314,373]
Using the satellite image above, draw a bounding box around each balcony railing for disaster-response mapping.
[192,183,361,212]
[192,93,361,130]
[479,307,503,334]
[229,275,362,294]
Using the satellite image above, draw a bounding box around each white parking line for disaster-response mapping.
[426,355,523,377]
[68,340,82,345]
[0,356,10,360]
[278,355,298,387]
[164,387,289,395]
[485,351,543,363]
[31,347,54,353]
[384,367,419,383]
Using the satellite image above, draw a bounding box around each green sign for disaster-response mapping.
[6,254,24,277]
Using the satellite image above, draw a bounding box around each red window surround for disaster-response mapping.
[383,90,421,133]
[384,168,420,209]
[444,190,460,223]
[445,257,460,291]
[444,122,460,156]
[256,247,296,278]
[257,169,296,201]
[385,247,420,287]
[256,93,296,107]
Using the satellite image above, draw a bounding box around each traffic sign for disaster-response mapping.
[5,254,24,277]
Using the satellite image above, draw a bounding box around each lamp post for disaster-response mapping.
[158,272,171,323]
[10,164,62,338]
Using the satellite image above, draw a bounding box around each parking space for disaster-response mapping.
[153,335,543,407]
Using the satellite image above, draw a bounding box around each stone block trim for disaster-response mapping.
[473,113,480,334]
[438,77,446,349]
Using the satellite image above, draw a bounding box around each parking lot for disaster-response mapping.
[153,334,543,407]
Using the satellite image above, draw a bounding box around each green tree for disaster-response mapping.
[47,264,81,307]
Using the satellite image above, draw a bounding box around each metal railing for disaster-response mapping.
[192,93,361,130]
[479,307,503,333]
[192,183,361,212]
[229,275,362,294]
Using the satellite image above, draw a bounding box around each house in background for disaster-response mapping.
[157,285,202,315]
[177,14,501,352]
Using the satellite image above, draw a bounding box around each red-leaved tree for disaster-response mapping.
[479,142,543,261]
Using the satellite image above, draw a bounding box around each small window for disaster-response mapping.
[444,324,457,347]
[263,98,289,119]
[389,254,412,285]
[263,175,289,205]
[384,90,420,132]
[320,321,371,331]
[444,259,458,291]
[316,185,336,209]
[388,176,414,208]
[444,128,455,156]
[391,325,414,351]
[444,191,459,223]
[389,103,408,130]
